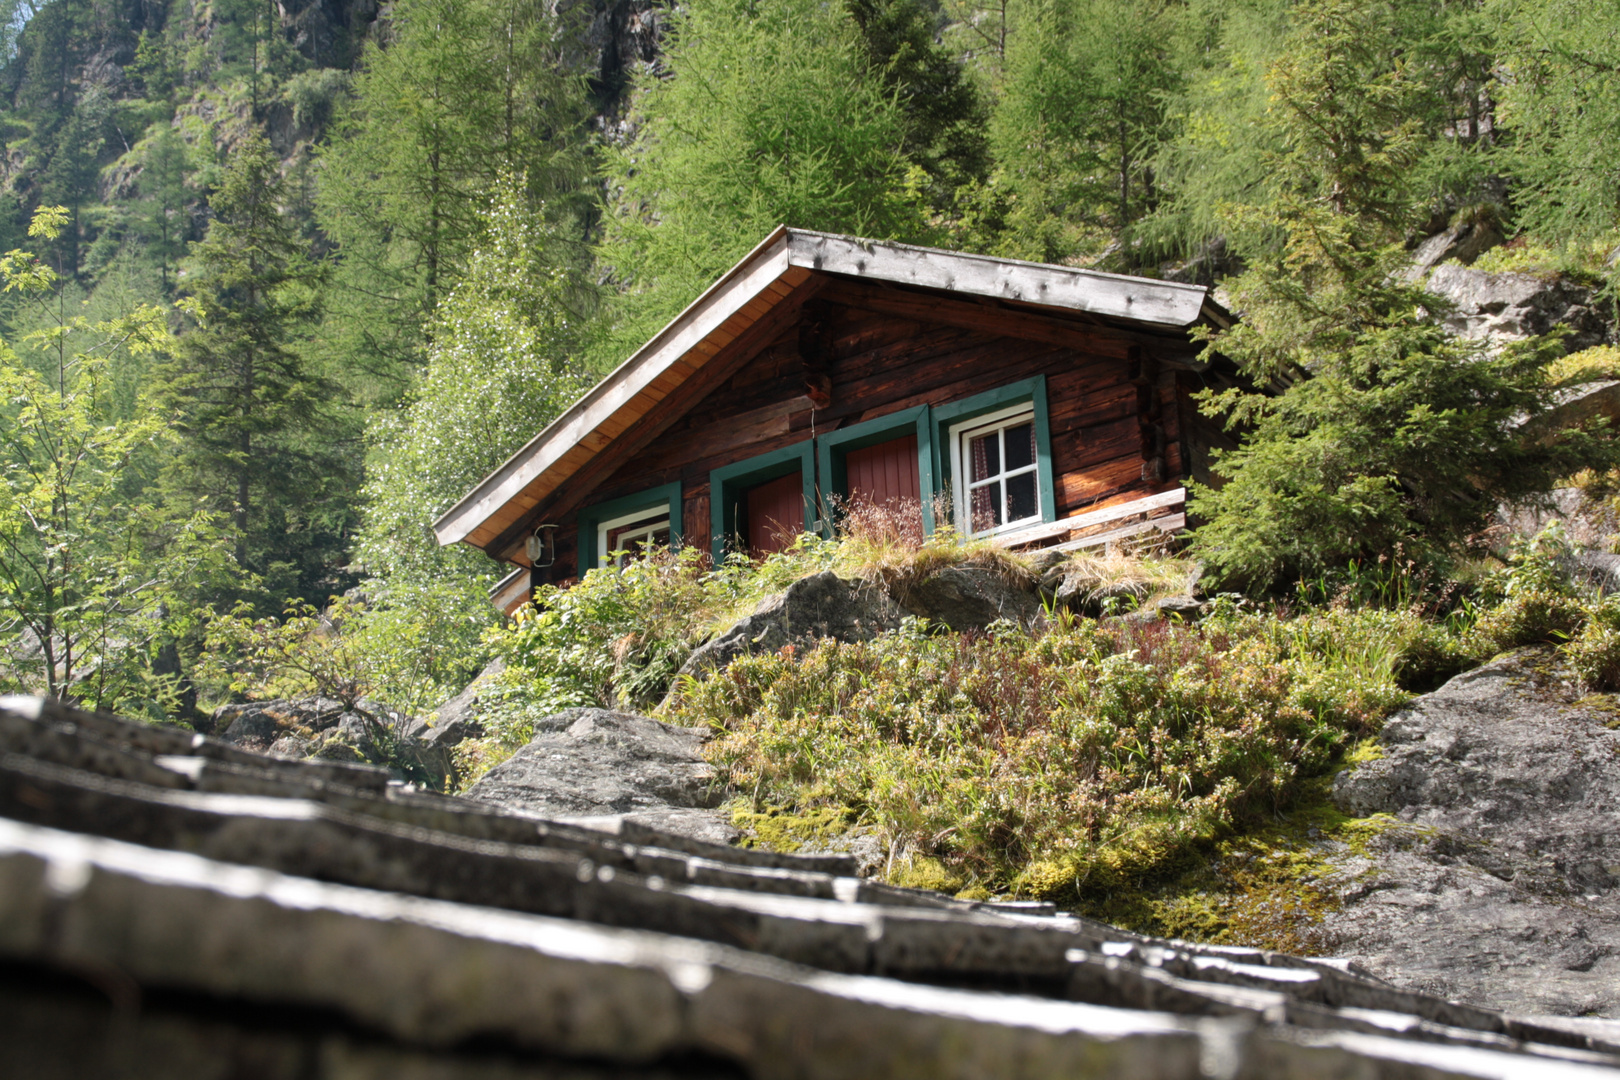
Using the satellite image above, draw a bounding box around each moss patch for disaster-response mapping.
[729,802,858,854]
[1071,776,1400,955]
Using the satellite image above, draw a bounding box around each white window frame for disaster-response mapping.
[596,506,672,568]
[949,402,1042,538]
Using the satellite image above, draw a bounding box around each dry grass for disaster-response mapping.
[1040,542,1200,614]
[827,494,1037,595]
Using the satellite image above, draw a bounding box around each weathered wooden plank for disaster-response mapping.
[488,567,531,615]
[994,489,1186,548]
[1049,513,1187,553]
[790,231,1211,327]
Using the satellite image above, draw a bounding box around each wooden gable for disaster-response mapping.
[435,229,1231,588]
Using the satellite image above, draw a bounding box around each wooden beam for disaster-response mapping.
[815,279,1206,363]
[787,231,1212,328]
[994,488,1186,549]
[1049,513,1187,553]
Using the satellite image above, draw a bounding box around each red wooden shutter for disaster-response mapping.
[845,434,921,513]
[745,473,804,556]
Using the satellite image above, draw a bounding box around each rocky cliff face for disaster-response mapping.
[1327,649,1620,1016]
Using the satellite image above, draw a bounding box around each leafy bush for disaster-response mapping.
[1466,524,1586,656]
[492,547,723,715]
[1566,597,1620,691]
[662,605,1425,903]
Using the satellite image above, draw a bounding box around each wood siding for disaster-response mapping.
[537,279,1200,580]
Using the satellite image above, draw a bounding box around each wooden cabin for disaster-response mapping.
[434,229,1237,613]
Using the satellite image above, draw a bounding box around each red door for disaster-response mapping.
[746,472,805,555]
[844,434,921,524]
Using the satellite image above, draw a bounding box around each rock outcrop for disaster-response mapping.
[7,692,1620,1076]
[680,570,903,675]
[214,695,448,787]
[1426,263,1614,353]
[1327,649,1620,1015]
[464,707,734,844]
[895,565,1042,629]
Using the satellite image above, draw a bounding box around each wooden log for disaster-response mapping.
[1049,513,1187,552]
[993,489,1185,548]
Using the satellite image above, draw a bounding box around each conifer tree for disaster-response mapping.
[1187,0,1617,591]
[160,130,349,605]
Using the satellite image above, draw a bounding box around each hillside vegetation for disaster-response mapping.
[5,0,1620,929]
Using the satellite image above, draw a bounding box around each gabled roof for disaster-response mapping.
[433,227,1229,557]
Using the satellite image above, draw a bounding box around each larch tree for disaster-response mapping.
[315,0,594,385]
[598,0,932,363]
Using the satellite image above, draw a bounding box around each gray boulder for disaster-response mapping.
[214,697,347,751]
[1402,218,1505,281]
[1325,649,1620,1015]
[680,570,902,675]
[215,695,447,787]
[1571,550,1620,595]
[401,657,504,751]
[1427,263,1614,353]
[464,707,733,843]
[896,565,1041,630]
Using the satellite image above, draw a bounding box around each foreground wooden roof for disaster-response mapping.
[433,227,1229,557]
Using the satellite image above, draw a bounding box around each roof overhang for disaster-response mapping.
[433,227,1228,555]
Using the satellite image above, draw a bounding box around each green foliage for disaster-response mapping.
[665,604,1421,900]
[1465,525,1585,656]
[1491,0,1620,260]
[1184,0,1619,593]
[0,206,237,713]
[1566,596,1620,692]
[315,0,593,381]
[845,0,989,220]
[355,172,594,703]
[493,547,722,716]
[971,0,1194,265]
[202,596,377,708]
[597,0,933,359]
[159,129,352,608]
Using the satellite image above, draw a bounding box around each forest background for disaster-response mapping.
[2,0,1619,724]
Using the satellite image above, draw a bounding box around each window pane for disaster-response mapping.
[1004,421,1036,472]
[970,482,1001,531]
[969,431,1000,482]
[1006,472,1038,523]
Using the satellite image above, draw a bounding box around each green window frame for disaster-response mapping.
[931,376,1056,535]
[814,405,936,534]
[576,481,683,573]
[709,439,817,562]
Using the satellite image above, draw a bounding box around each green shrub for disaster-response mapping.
[1465,524,1586,657]
[1565,597,1620,690]
[664,606,1422,903]
[1467,589,1585,656]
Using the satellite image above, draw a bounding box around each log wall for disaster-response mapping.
[538,279,1202,582]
